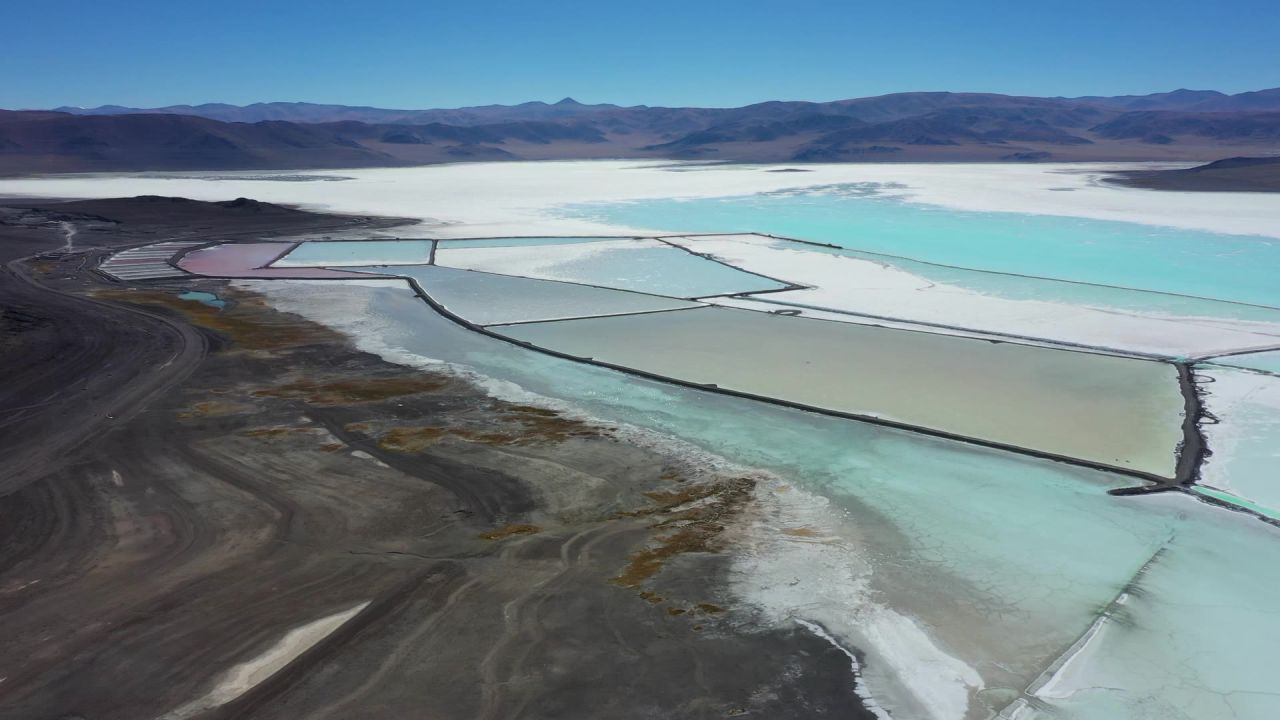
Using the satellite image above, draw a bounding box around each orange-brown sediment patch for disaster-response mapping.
[177,400,256,419]
[374,406,606,453]
[377,426,453,453]
[94,288,338,351]
[239,426,333,440]
[478,523,542,541]
[252,376,450,405]
[612,477,755,588]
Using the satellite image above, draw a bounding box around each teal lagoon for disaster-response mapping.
[562,192,1280,307]
[177,290,225,309]
[254,279,1280,720]
[1210,349,1280,375]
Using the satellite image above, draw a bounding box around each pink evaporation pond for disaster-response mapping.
[179,243,384,278]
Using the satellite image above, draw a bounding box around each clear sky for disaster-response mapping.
[5,0,1278,110]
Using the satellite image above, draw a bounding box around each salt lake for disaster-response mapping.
[21,161,1280,720]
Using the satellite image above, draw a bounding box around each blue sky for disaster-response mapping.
[4,0,1277,109]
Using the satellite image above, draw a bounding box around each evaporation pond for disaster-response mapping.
[1195,366,1280,518]
[1014,496,1280,720]
[274,240,433,266]
[435,236,625,249]
[668,235,1280,358]
[251,278,1280,719]
[568,192,1280,306]
[1212,349,1280,375]
[179,243,379,278]
[498,305,1184,476]
[342,265,701,326]
[434,238,788,298]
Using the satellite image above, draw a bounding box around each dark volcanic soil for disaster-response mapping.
[0,199,872,719]
[1105,156,1280,192]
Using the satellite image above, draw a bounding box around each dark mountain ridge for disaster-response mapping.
[0,111,394,172]
[48,87,1280,125]
[50,98,626,127]
[5,87,1280,173]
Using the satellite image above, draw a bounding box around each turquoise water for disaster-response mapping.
[1195,487,1280,522]
[564,194,1280,307]
[266,280,1280,719]
[1014,497,1280,719]
[435,242,788,298]
[815,244,1280,324]
[1211,349,1280,375]
[176,290,225,309]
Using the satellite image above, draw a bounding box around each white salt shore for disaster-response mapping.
[2,160,1278,239]
[665,234,1280,358]
[1195,366,1280,516]
[238,277,1280,720]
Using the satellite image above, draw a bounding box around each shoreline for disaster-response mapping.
[1,160,1279,240]
[0,197,880,719]
[7,188,1280,718]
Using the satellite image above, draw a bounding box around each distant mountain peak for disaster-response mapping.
[554,97,582,106]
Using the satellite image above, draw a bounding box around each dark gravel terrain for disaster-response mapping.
[1105,156,1280,192]
[0,198,872,720]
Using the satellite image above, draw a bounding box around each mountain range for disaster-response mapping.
[2,88,1278,173]
[48,88,1280,124]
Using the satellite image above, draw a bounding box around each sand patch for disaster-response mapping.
[157,602,368,720]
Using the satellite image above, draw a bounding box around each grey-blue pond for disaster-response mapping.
[341,265,700,326]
